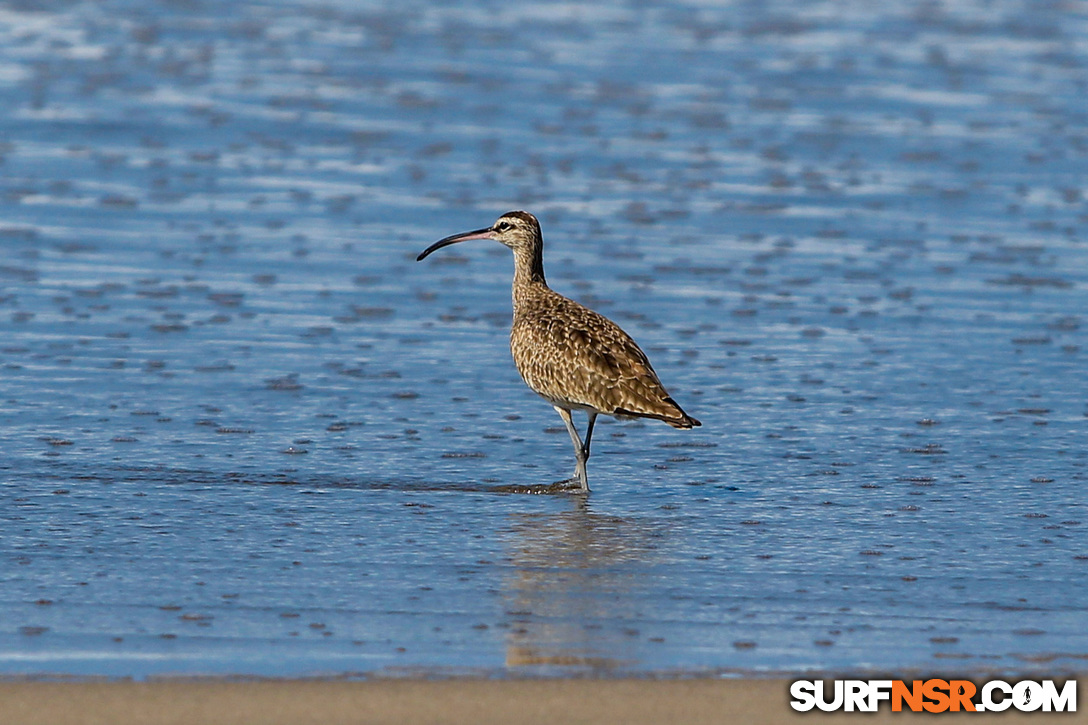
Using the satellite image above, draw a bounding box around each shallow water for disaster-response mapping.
[1,0,1086,678]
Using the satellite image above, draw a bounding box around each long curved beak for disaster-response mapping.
[416,227,494,261]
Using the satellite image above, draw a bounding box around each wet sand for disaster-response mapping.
[3,678,1080,725]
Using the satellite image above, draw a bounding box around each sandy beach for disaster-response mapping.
[0,678,1081,725]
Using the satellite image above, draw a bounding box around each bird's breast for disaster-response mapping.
[510,313,602,410]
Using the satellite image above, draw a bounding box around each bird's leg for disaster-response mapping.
[582,412,597,461]
[554,406,590,492]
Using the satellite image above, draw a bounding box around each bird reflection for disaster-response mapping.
[501,499,665,672]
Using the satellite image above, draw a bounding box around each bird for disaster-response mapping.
[416,210,700,492]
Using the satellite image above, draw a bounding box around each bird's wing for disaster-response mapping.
[514,297,692,424]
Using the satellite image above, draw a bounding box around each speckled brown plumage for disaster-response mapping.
[417,210,700,491]
[510,280,699,428]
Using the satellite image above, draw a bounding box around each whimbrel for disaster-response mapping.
[417,211,700,492]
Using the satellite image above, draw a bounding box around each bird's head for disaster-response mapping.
[417,210,541,261]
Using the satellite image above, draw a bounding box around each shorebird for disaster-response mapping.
[417,211,700,492]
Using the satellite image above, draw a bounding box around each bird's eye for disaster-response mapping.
[496,221,511,232]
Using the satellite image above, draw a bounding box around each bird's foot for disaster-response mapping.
[548,476,589,494]
[500,478,587,495]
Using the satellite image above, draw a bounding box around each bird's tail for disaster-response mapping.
[666,412,701,429]
[614,396,701,429]
[662,396,700,429]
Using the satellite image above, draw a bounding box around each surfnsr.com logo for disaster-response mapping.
[790,679,1076,713]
